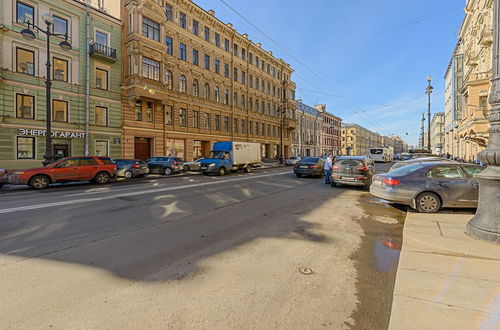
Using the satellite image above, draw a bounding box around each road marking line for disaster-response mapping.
[0,172,290,214]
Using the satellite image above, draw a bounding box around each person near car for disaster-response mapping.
[324,156,332,184]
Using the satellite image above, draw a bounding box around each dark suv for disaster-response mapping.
[146,157,184,175]
[330,156,376,189]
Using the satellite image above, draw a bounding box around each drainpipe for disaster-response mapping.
[84,1,91,155]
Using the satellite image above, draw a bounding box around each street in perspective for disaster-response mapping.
[0,0,499,329]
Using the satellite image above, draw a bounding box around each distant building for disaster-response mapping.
[314,104,342,156]
[430,112,445,155]
[294,100,322,157]
[341,123,381,156]
[443,41,461,157]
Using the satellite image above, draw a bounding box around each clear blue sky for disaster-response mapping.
[195,0,465,146]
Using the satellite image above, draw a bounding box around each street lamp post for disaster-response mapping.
[466,0,500,243]
[20,14,72,166]
[425,76,433,152]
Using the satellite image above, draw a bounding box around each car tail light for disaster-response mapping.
[310,165,318,168]
[332,165,340,170]
[357,166,369,171]
[383,178,400,186]
[356,176,368,180]
[132,164,140,169]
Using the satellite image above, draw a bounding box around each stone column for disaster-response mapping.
[466,0,500,243]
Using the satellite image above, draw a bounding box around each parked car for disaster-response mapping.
[114,159,149,178]
[0,168,8,188]
[400,153,412,161]
[370,162,485,213]
[293,157,325,178]
[146,157,184,175]
[330,156,376,189]
[183,158,204,171]
[284,156,301,166]
[7,156,117,189]
[389,157,457,171]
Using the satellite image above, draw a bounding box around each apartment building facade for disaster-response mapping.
[121,0,297,161]
[430,112,445,155]
[341,123,381,156]
[0,0,122,169]
[314,104,342,156]
[293,100,322,157]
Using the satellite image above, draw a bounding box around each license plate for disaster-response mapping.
[200,166,207,170]
[343,177,355,180]
[300,166,308,168]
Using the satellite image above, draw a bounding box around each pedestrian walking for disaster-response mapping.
[324,156,332,184]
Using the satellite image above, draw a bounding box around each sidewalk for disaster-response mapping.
[389,212,500,330]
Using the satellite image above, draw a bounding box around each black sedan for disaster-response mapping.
[330,156,376,189]
[114,159,149,179]
[370,162,484,213]
[293,157,325,178]
[146,157,184,175]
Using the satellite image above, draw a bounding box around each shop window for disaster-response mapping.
[95,106,108,126]
[166,139,185,159]
[52,99,68,122]
[165,105,172,125]
[53,57,68,82]
[16,93,35,119]
[16,48,35,75]
[17,136,35,159]
[96,68,108,90]
[16,1,34,24]
[95,140,109,157]
[53,15,68,36]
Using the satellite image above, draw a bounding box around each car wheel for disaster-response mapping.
[183,165,190,172]
[295,173,302,178]
[218,167,226,176]
[94,171,110,184]
[163,167,173,176]
[416,192,441,213]
[29,175,50,189]
[124,170,133,179]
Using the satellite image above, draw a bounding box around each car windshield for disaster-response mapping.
[209,151,225,159]
[370,149,383,154]
[336,159,363,166]
[389,163,427,176]
[301,157,319,163]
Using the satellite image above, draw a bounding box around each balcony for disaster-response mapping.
[90,43,117,62]
[283,118,297,129]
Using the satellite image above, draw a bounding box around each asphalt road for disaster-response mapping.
[0,163,404,329]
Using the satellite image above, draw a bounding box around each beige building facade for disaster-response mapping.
[121,0,296,161]
[430,112,445,155]
[293,101,322,157]
[341,123,381,156]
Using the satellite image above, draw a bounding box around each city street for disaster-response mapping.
[0,164,405,329]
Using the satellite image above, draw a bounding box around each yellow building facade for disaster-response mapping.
[121,0,296,161]
[341,123,381,156]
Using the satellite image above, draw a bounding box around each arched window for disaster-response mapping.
[233,92,238,107]
[192,79,199,97]
[224,90,229,105]
[165,71,173,90]
[179,75,186,93]
[204,83,210,99]
[214,87,220,102]
[241,94,246,109]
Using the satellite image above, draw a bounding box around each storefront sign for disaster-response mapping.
[113,138,121,144]
[18,128,86,139]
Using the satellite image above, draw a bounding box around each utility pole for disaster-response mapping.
[420,112,425,148]
[425,76,434,152]
[466,0,500,243]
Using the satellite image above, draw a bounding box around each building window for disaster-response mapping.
[16,48,35,75]
[16,1,34,24]
[16,135,35,159]
[16,93,34,119]
[192,79,199,96]
[192,19,199,35]
[95,106,108,126]
[52,99,68,122]
[204,55,210,70]
[204,83,210,99]
[261,60,265,71]
[233,68,238,81]
[179,12,186,29]
[224,116,229,131]
[241,48,246,60]
[165,70,173,89]
[165,105,172,125]
[224,38,230,52]
[179,43,187,60]
[224,63,229,78]
[95,140,109,157]
[241,71,246,84]
[267,63,270,74]
[255,99,259,112]
[193,49,199,65]
[479,96,488,110]
[255,56,259,67]
[95,30,108,47]
[96,68,108,90]
[204,113,210,129]
[215,33,220,47]
[249,97,253,111]
[215,87,220,102]
[193,110,199,128]
[249,53,253,64]
[224,90,229,105]
[204,26,210,42]
[234,118,238,133]
[180,108,187,126]
[146,101,154,122]
[256,77,259,90]
[53,15,68,36]
[166,36,173,55]
[142,58,159,80]
[215,115,220,130]
[233,92,238,106]
[241,95,246,109]
[179,75,186,93]
[53,57,68,82]
[233,43,238,56]
[128,13,133,33]
[142,17,160,42]
[249,75,253,88]
[135,100,142,121]
[165,4,173,21]
[214,59,220,74]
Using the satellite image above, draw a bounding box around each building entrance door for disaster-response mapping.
[134,137,152,160]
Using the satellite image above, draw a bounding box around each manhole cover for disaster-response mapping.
[371,216,399,224]
[299,267,313,275]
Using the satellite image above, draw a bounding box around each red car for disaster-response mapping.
[8,156,117,189]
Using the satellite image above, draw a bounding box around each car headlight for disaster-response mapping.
[14,170,24,175]
[209,163,216,167]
